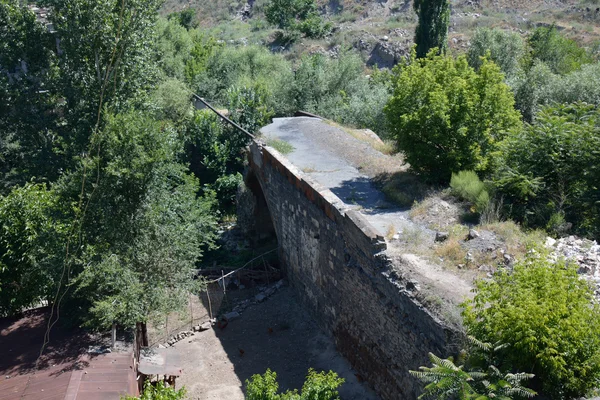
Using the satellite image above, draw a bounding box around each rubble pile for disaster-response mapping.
[546,236,600,299]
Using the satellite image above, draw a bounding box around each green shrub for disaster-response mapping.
[0,184,68,317]
[167,8,197,30]
[227,85,274,135]
[493,102,600,239]
[264,0,331,40]
[513,60,600,122]
[384,50,521,182]
[527,26,592,75]
[246,368,344,400]
[450,170,490,213]
[150,78,192,122]
[511,61,557,122]
[467,28,525,78]
[462,252,600,399]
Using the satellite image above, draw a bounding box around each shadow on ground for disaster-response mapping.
[174,286,379,400]
[0,307,101,376]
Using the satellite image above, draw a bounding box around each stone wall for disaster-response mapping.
[241,141,458,400]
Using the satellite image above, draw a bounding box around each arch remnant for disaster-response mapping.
[239,141,458,400]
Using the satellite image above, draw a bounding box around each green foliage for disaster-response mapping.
[413,0,450,58]
[384,50,521,182]
[183,110,250,212]
[0,0,61,191]
[150,78,192,122]
[264,0,331,40]
[467,28,525,78]
[123,381,186,400]
[462,251,600,399]
[493,102,600,239]
[511,61,556,122]
[0,184,69,316]
[450,171,490,213]
[513,61,600,122]
[227,85,274,135]
[527,26,592,75]
[167,8,197,30]
[68,112,217,327]
[47,0,161,113]
[246,369,345,400]
[411,349,536,400]
[190,45,291,110]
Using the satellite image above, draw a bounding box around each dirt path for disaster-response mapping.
[169,286,378,400]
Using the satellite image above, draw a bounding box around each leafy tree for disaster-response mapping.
[68,112,217,328]
[227,85,274,135]
[493,102,600,239]
[414,0,450,58]
[511,61,556,122]
[467,28,525,78]
[527,26,592,75]
[155,17,195,81]
[264,0,331,40]
[246,369,345,400]
[0,184,69,316]
[0,0,61,192]
[462,251,600,399]
[384,50,521,182]
[183,110,250,212]
[167,8,197,30]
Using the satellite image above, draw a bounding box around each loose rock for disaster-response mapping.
[435,231,449,242]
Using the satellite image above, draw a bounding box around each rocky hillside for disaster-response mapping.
[162,0,600,68]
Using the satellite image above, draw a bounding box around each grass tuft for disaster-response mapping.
[267,138,295,155]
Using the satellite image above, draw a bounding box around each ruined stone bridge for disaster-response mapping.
[237,116,468,400]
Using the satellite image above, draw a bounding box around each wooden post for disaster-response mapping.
[111,322,117,349]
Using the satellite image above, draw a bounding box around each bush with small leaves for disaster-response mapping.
[493,102,600,239]
[467,28,525,78]
[450,170,490,213]
[462,251,600,399]
[384,49,521,182]
[246,369,344,400]
[527,26,592,75]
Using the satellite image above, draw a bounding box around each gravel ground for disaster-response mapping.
[170,286,378,400]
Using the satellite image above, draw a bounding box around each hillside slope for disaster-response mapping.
[161,0,600,67]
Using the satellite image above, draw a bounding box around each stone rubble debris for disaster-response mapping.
[546,236,600,300]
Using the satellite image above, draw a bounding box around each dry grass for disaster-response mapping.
[479,220,546,259]
[435,239,468,267]
[386,224,397,240]
[325,120,396,155]
[301,166,317,173]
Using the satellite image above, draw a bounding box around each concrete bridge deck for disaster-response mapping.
[260,117,471,306]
